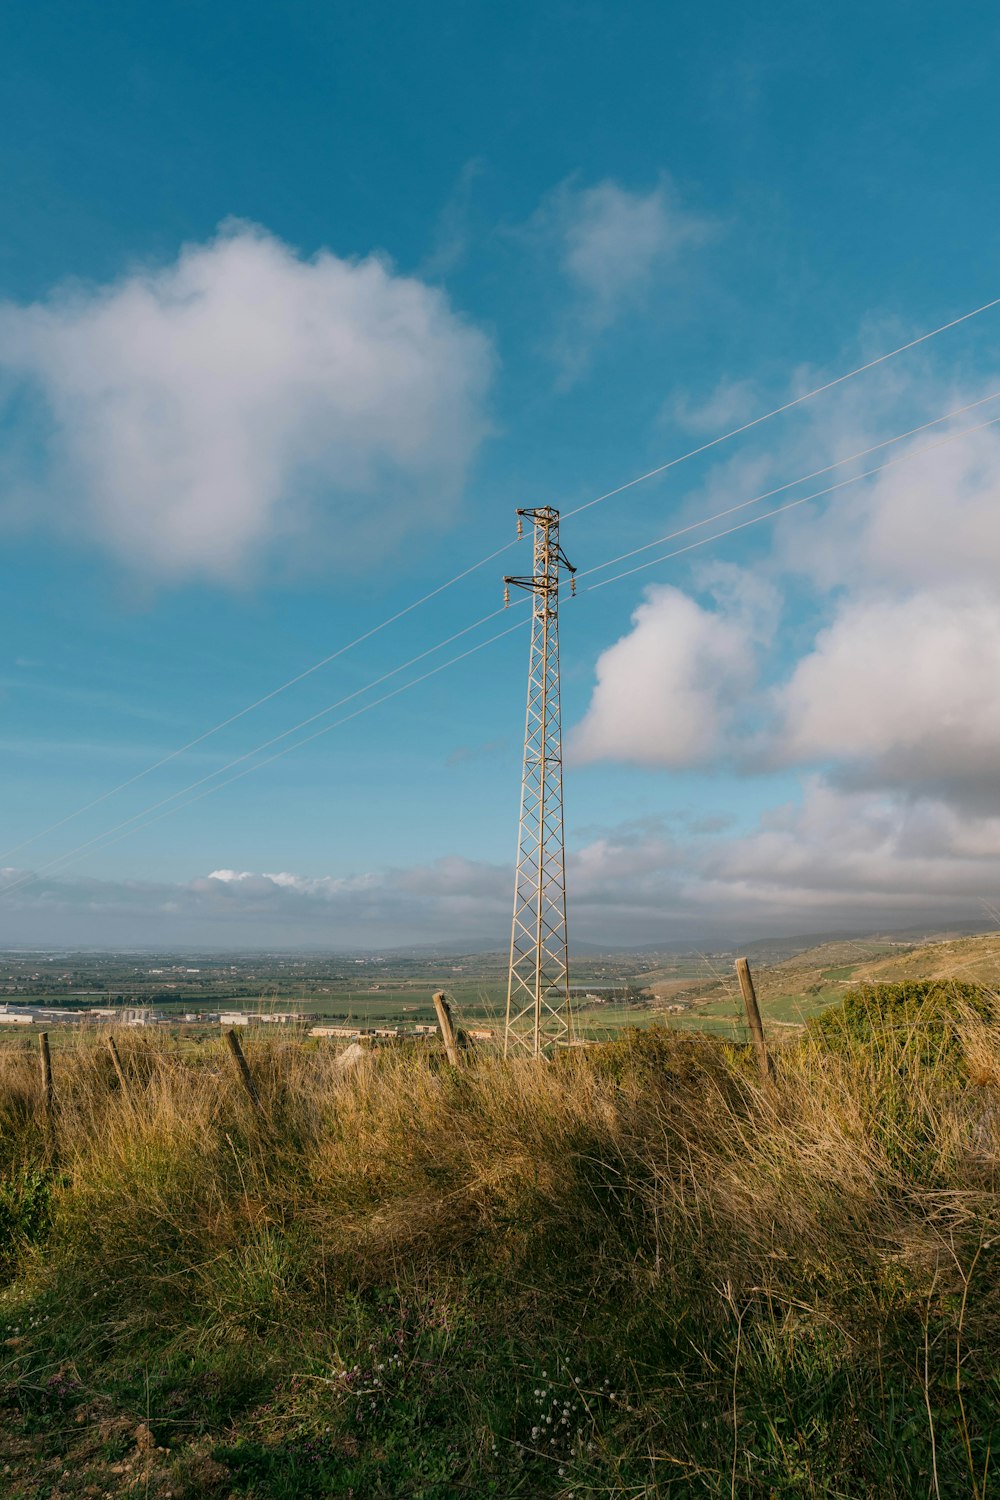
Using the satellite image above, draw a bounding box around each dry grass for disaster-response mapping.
[1,1019,999,1495]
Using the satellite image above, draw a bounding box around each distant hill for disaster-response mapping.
[642,929,1000,1035]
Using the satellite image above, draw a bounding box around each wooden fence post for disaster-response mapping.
[432,992,461,1068]
[38,1031,53,1120]
[225,1028,262,1110]
[735,958,773,1082]
[107,1035,129,1094]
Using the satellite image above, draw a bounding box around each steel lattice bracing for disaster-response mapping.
[502,507,575,1058]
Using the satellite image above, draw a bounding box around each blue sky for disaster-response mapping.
[3,0,1000,948]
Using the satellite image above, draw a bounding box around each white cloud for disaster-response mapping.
[778,408,1000,592]
[0,222,493,581]
[528,176,712,380]
[0,858,512,951]
[5,786,1000,949]
[702,779,1000,918]
[570,564,777,768]
[667,376,760,434]
[560,178,706,322]
[777,591,1000,797]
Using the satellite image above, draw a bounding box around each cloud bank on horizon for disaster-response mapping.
[4,773,1000,950]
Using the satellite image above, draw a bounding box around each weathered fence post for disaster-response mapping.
[432,992,461,1068]
[735,958,774,1082]
[38,1031,53,1120]
[225,1028,262,1110]
[107,1035,129,1094]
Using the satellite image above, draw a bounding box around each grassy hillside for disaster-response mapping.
[646,931,1000,1039]
[1,1004,1000,1496]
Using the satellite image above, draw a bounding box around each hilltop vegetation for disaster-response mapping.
[644,929,1000,1037]
[1,985,1000,1497]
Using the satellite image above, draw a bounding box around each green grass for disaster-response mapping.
[2,998,1000,1495]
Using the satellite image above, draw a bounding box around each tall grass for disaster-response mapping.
[1,1016,999,1497]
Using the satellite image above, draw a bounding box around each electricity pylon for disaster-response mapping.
[502,506,575,1058]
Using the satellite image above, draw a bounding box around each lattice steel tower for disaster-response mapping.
[502,506,576,1058]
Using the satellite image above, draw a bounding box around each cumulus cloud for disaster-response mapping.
[570,564,777,768]
[0,222,493,581]
[701,779,1000,921]
[576,367,1000,804]
[778,409,1000,592]
[776,590,1000,801]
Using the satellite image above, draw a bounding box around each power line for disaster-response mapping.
[6,292,997,864]
[563,294,1000,520]
[5,402,999,903]
[0,538,521,862]
[0,618,530,899]
[0,603,527,899]
[575,390,1000,585]
[583,410,1000,593]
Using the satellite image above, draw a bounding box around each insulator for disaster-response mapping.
[570,576,577,597]
[516,516,523,540]
[504,583,510,608]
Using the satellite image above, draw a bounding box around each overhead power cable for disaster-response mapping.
[5,291,997,863]
[575,389,1000,585]
[0,617,530,900]
[3,396,998,903]
[563,294,1000,519]
[81,618,530,863]
[0,601,528,899]
[0,538,520,862]
[583,410,1000,593]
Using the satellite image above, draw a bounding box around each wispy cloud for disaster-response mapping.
[421,158,486,278]
[528,175,714,381]
[446,737,506,768]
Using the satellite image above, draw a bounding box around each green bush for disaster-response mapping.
[808,978,993,1056]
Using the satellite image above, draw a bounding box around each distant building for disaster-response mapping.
[88,1007,155,1026]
